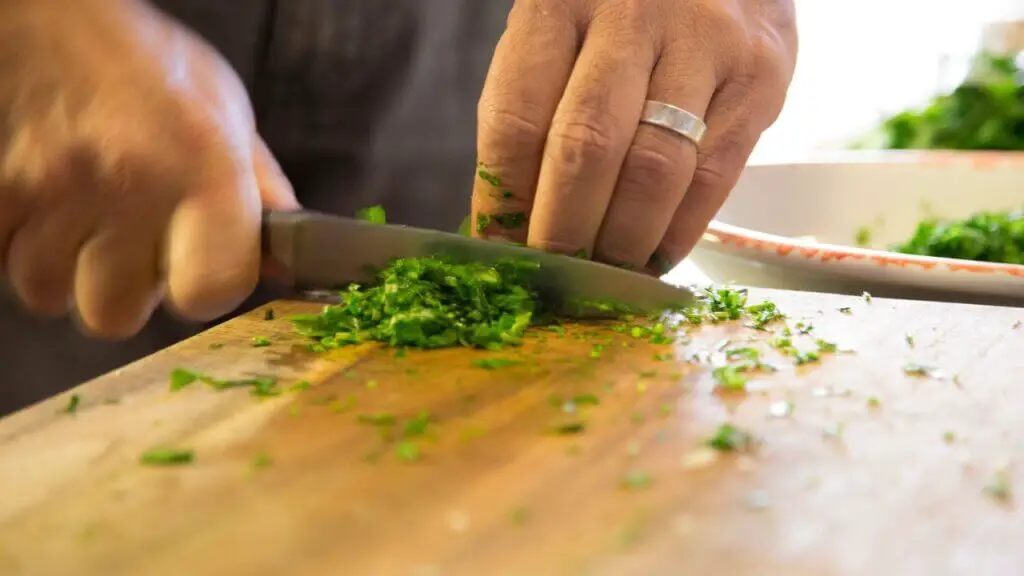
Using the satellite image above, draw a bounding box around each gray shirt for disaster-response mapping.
[0,0,511,414]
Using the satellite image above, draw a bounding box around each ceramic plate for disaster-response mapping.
[688,151,1024,306]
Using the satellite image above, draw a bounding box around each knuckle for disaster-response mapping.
[547,114,620,167]
[477,101,549,152]
[8,262,72,317]
[693,146,747,192]
[618,132,689,200]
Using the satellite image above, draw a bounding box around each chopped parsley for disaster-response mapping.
[61,394,81,414]
[263,308,275,321]
[712,365,748,391]
[620,470,653,491]
[356,205,387,224]
[140,448,194,466]
[708,423,756,452]
[252,336,271,348]
[472,357,525,370]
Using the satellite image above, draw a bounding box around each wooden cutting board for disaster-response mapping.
[1,289,1023,576]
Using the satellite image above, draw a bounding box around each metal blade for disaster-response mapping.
[262,210,696,312]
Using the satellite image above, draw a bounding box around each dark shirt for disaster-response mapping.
[0,0,511,415]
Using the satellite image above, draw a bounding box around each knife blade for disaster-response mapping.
[261,210,696,313]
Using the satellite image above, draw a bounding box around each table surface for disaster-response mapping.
[1,290,1022,576]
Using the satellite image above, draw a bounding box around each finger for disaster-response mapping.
[527,10,656,257]
[74,224,163,339]
[472,0,580,242]
[6,197,97,317]
[593,49,718,268]
[0,185,29,278]
[253,135,299,210]
[165,152,262,322]
[658,82,773,267]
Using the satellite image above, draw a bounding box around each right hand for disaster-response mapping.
[0,0,298,338]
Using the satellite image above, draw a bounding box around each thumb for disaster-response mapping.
[253,135,300,210]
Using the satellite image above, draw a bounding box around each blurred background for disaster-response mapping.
[752,0,1023,159]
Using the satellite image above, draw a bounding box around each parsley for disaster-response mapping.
[894,208,1024,264]
[396,441,421,462]
[290,256,545,351]
[263,308,275,321]
[357,413,397,427]
[140,448,194,466]
[356,205,387,224]
[620,470,653,491]
[252,453,272,469]
[475,214,492,233]
[252,336,271,347]
[491,212,527,229]
[877,53,1023,152]
[708,423,755,452]
[854,226,872,246]
[548,421,586,435]
[712,365,748,391]
[61,394,80,414]
[472,357,524,370]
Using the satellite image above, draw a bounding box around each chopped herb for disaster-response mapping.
[475,214,492,233]
[252,453,272,469]
[290,257,548,351]
[815,339,838,354]
[263,308,275,321]
[403,412,432,438]
[942,430,956,443]
[983,466,1013,505]
[252,336,271,348]
[905,333,915,347]
[140,448,194,466]
[356,205,387,224]
[867,396,882,409]
[289,380,312,392]
[838,307,852,315]
[708,423,756,452]
[854,226,872,246]
[571,393,600,407]
[903,363,939,377]
[863,291,873,302]
[491,212,527,229]
[574,248,588,259]
[509,506,530,525]
[208,342,225,350]
[477,165,502,188]
[548,421,586,435]
[169,368,201,391]
[396,441,421,462]
[794,350,820,365]
[712,365,748,391]
[330,395,357,413]
[357,413,397,427]
[620,470,653,491]
[473,357,524,370]
[62,394,81,414]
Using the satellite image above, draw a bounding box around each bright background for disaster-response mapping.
[752,0,1023,158]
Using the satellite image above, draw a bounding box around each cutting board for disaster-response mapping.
[1,289,1023,576]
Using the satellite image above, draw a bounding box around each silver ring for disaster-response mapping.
[639,100,707,146]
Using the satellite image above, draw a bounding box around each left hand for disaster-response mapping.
[472,0,797,274]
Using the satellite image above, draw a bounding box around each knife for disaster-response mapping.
[261,210,696,313]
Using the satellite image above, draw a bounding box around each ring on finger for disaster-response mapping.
[639,100,707,146]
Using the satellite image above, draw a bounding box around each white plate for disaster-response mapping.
[688,151,1024,306]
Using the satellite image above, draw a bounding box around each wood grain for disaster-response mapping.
[1,290,1023,576]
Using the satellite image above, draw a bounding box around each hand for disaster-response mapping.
[0,0,297,338]
[472,0,796,273]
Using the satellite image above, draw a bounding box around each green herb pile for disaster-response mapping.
[291,257,544,351]
[874,53,1023,151]
[891,208,1024,264]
